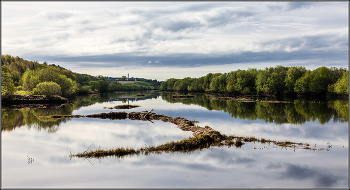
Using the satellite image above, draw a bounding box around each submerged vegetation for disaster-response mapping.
[68,111,326,159]
[104,105,140,109]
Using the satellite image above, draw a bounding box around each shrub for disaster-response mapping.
[333,71,348,94]
[78,85,92,94]
[33,81,62,96]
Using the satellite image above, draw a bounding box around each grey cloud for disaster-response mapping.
[129,155,223,172]
[40,11,75,21]
[266,162,282,170]
[78,25,107,33]
[79,20,91,25]
[235,157,255,164]
[279,164,341,187]
[267,4,284,12]
[280,164,317,180]
[30,32,71,48]
[23,31,348,68]
[128,7,179,21]
[180,2,233,12]
[316,174,340,187]
[286,2,314,11]
[154,20,203,32]
[26,46,347,69]
[111,31,196,45]
[205,8,255,27]
[261,34,348,51]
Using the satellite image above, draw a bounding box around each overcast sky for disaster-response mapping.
[2,1,348,81]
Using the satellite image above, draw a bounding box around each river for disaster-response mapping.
[1,91,348,188]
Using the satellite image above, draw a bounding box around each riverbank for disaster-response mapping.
[1,94,68,108]
[161,90,349,101]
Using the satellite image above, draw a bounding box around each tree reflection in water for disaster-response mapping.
[1,91,348,133]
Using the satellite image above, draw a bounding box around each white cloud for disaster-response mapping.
[1,2,348,79]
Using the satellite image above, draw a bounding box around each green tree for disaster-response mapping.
[209,73,227,92]
[226,69,257,94]
[160,80,168,91]
[285,66,306,93]
[174,80,189,91]
[167,78,178,91]
[256,66,289,94]
[294,70,311,93]
[203,73,220,91]
[309,66,330,93]
[333,70,348,94]
[1,66,16,96]
[33,81,62,96]
[256,68,272,94]
[21,66,78,96]
[22,69,38,91]
[188,77,205,92]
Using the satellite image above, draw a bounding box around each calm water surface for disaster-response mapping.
[1,91,348,188]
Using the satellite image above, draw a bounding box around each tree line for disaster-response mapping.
[160,66,348,95]
[1,54,160,97]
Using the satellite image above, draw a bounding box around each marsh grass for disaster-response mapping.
[16,90,32,95]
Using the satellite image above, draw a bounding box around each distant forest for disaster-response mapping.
[2,54,348,98]
[1,54,160,97]
[160,65,348,96]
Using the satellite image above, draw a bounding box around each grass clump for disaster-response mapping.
[15,90,32,95]
[234,139,244,147]
[75,147,139,158]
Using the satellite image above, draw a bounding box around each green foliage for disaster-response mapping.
[328,67,347,85]
[226,68,257,94]
[89,78,109,92]
[75,73,96,86]
[203,73,221,91]
[1,66,16,96]
[77,85,92,94]
[160,65,347,96]
[333,71,348,94]
[255,68,271,93]
[22,66,78,96]
[309,66,330,93]
[256,66,289,94]
[33,81,62,96]
[159,80,168,90]
[210,73,227,92]
[22,69,38,90]
[174,77,192,92]
[16,90,32,95]
[294,70,311,93]
[188,77,205,92]
[285,66,306,93]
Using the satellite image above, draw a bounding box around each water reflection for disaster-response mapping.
[2,91,348,188]
[160,93,348,124]
[1,91,159,132]
[2,91,348,133]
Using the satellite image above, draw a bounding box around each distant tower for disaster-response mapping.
[128,73,129,81]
